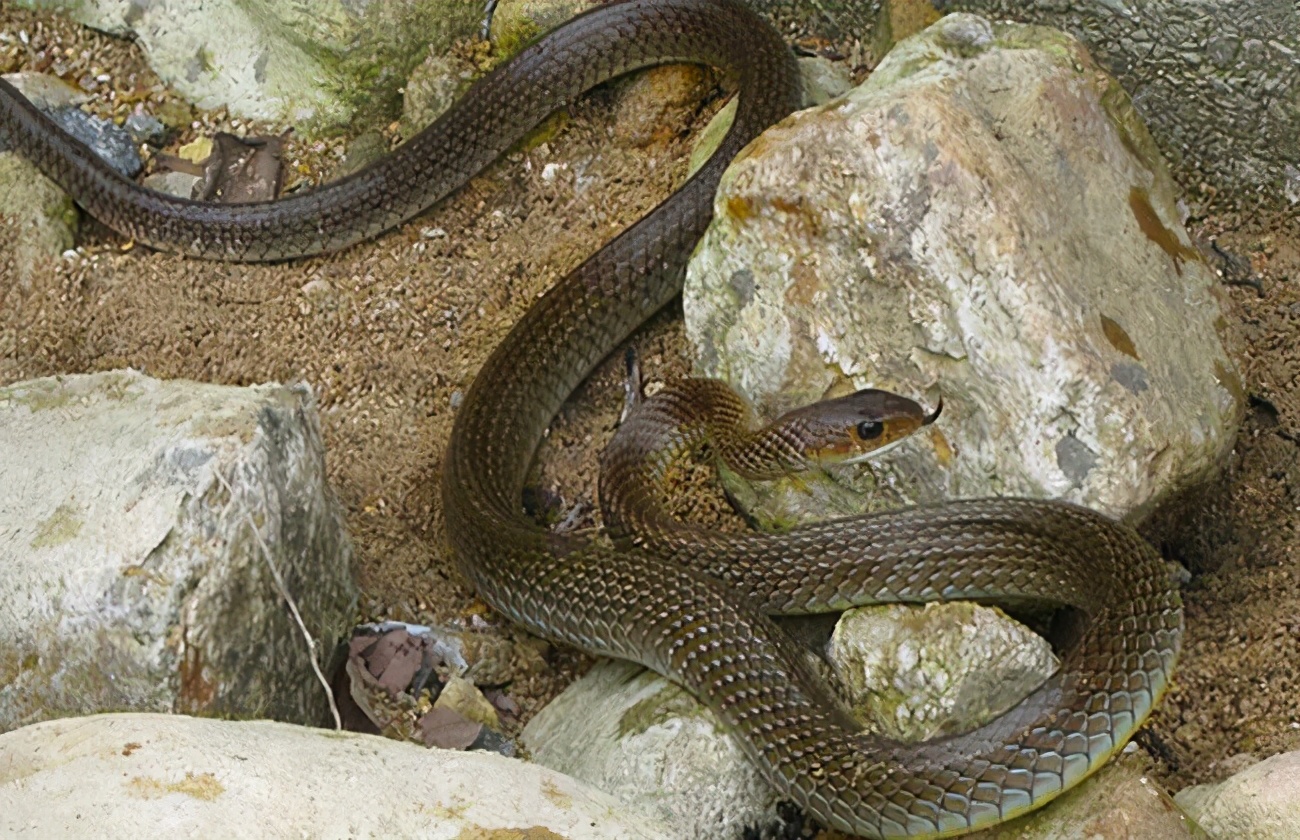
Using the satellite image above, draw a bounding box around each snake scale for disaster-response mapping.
[0,0,1183,835]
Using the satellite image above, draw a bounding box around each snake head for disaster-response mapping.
[775,388,941,467]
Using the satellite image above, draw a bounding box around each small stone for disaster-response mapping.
[362,628,425,693]
[468,725,517,757]
[419,705,482,750]
[178,136,213,164]
[931,12,995,53]
[123,112,167,146]
[434,675,500,730]
[46,107,142,177]
[300,278,335,304]
[141,170,202,199]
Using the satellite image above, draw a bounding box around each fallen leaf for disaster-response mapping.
[419,705,482,750]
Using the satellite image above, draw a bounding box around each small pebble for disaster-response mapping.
[141,171,202,199]
[124,112,167,146]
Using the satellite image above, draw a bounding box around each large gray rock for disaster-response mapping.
[1175,750,1300,840]
[15,0,482,131]
[0,370,356,731]
[0,713,675,839]
[522,602,1057,839]
[685,13,1242,528]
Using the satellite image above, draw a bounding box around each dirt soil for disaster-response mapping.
[3,2,1298,824]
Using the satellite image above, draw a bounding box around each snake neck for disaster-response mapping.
[441,0,801,556]
[599,377,817,542]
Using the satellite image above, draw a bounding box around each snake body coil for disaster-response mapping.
[2,1,1183,835]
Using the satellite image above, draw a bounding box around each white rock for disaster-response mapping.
[685,13,1243,526]
[829,602,1057,741]
[1175,750,1300,840]
[522,659,781,839]
[140,170,203,199]
[0,713,674,839]
[0,370,356,731]
[523,603,1058,839]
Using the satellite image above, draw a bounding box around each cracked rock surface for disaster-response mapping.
[0,370,356,731]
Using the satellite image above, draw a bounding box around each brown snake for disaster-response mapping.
[1,0,1183,835]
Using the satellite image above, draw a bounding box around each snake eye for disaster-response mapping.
[856,421,884,441]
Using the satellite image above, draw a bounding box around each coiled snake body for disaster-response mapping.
[1,1,1182,835]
